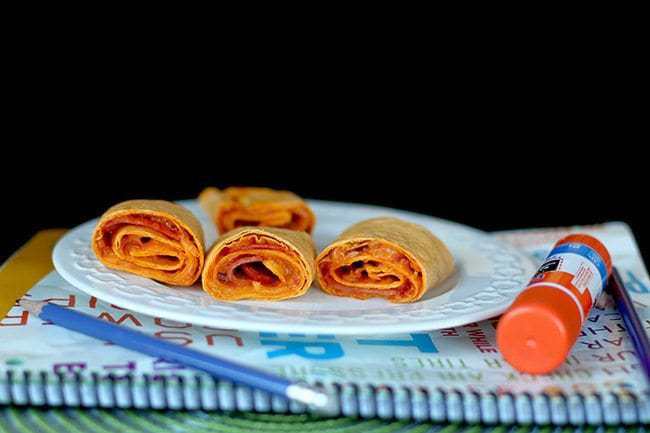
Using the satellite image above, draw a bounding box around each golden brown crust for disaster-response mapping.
[102,200,205,243]
[202,226,315,301]
[92,200,205,286]
[198,187,221,226]
[316,217,454,303]
[198,187,315,234]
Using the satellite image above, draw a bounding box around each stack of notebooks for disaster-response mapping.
[1,222,649,430]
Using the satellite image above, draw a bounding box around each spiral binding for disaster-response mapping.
[1,370,648,426]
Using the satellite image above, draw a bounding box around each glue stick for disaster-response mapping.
[496,234,612,374]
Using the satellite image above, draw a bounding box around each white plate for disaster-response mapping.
[53,200,535,335]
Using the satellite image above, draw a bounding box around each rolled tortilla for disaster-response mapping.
[202,227,315,301]
[316,217,454,303]
[92,200,204,286]
[199,187,315,234]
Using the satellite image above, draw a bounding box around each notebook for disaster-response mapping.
[7,406,618,433]
[1,222,649,426]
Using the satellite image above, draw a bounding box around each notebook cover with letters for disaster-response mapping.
[1,223,648,426]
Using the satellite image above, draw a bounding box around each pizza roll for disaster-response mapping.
[202,227,315,301]
[316,217,454,303]
[199,187,315,234]
[92,200,204,286]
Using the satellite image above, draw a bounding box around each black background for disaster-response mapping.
[1,67,646,267]
[1,143,646,267]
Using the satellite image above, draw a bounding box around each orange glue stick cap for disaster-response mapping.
[496,234,612,374]
[496,285,582,374]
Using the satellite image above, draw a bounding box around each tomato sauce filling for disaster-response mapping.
[212,235,301,289]
[96,214,194,270]
[101,214,182,243]
[220,206,313,233]
[230,259,280,285]
[319,241,422,299]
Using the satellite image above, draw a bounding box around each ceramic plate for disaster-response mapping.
[53,200,535,334]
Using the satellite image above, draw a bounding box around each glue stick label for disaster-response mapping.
[529,241,609,317]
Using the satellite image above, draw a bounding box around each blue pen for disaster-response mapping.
[21,300,328,407]
[608,267,650,382]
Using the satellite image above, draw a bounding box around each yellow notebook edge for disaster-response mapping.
[0,229,68,320]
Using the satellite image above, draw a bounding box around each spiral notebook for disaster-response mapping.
[1,222,649,426]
